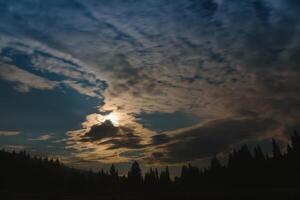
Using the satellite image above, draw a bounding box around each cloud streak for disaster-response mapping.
[28,134,52,141]
[0,62,57,92]
[0,131,20,136]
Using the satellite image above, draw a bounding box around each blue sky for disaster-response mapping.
[0,0,300,173]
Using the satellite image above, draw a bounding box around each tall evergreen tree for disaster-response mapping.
[160,166,171,185]
[291,130,300,153]
[254,145,265,162]
[272,139,281,159]
[128,161,142,185]
[210,155,222,171]
[110,164,118,178]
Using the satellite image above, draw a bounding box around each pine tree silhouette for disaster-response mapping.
[210,155,222,171]
[128,161,142,186]
[160,166,171,185]
[272,139,282,159]
[254,145,265,162]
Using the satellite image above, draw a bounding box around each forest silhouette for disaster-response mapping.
[1,131,300,199]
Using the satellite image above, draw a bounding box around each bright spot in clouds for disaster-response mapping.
[103,113,120,126]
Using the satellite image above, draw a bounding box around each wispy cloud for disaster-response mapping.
[28,134,52,141]
[4,145,25,151]
[0,36,106,97]
[63,0,300,165]
[0,131,20,136]
[0,63,57,92]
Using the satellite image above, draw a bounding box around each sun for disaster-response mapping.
[103,113,119,126]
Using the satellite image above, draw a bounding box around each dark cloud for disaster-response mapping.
[102,134,143,150]
[83,120,144,150]
[83,116,277,163]
[84,120,119,140]
[151,117,277,163]
[119,150,146,159]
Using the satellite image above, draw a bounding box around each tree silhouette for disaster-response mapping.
[110,164,118,178]
[254,145,265,162]
[145,168,159,186]
[128,161,142,186]
[109,164,119,191]
[210,155,222,171]
[291,130,300,153]
[159,166,171,185]
[1,131,300,199]
[272,139,282,159]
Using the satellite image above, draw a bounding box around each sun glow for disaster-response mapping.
[103,113,120,126]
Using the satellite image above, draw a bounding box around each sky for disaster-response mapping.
[0,0,300,174]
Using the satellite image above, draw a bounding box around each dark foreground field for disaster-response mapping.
[2,189,300,200]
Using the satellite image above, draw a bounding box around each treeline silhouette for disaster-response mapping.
[1,131,300,199]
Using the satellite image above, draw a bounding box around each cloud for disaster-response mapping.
[100,134,144,150]
[83,120,119,140]
[28,134,52,141]
[1,0,300,167]
[79,119,146,150]
[0,131,20,136]
[4,145,25,151]
[65,116,144,163]
[0,63,57,92]
[0,36,106,98]
[149,117,278,163]
[62,0,300,165]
